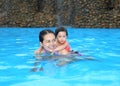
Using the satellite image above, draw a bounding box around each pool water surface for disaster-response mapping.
[0,28,120,86]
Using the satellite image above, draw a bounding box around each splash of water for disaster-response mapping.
[56,0,63,27]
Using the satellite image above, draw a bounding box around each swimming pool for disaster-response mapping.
[0,28,120,86]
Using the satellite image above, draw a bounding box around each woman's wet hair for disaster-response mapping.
[39,29,55,43]
[55,27,68,37]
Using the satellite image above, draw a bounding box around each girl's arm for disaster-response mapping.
[54,42,68,52]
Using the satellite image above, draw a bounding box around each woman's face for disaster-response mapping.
[41,33,56,51]
[57,31,67,44]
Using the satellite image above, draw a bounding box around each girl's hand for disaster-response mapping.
[44,46,54,53]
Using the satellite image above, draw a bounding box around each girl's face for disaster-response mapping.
[41,33,56,51]
[57,31,67,44]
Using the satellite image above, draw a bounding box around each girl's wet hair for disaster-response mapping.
[55,27,68,37]
[39,29,55,43]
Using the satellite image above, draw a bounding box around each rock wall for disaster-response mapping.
[0,0,120,28]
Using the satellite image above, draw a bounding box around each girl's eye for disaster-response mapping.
[53,39,56,42]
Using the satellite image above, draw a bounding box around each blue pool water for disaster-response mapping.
[0,28,120,86]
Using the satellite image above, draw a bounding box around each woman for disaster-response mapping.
[32,29,69,72]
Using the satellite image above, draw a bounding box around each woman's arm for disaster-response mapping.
[34,46,43,54]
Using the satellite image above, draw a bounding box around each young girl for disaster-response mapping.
[34,27,70,55]
[53,27,71,55]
